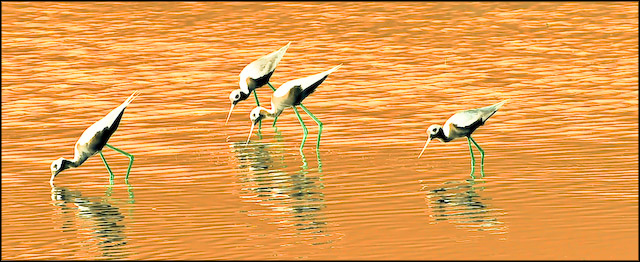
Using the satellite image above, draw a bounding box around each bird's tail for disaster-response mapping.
[280,41,291,53]
[268,42,292,69]
[272,41,291,59]
[324,64,342,75]
[479,99,508,122]
[123,90,141,107]
[493,99,508,109]
[299,64,342,87]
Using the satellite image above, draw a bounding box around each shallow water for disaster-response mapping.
[2,2,638,260]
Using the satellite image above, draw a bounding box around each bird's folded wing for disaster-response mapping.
[449,109,484,129]
[244,43,290,80]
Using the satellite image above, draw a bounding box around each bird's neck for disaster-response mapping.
[239,90,251,101]
[70,154,89,168]
[438,130,455,143]
[259,107,280,119]
[442,136,455,143]
[61,158,81,171]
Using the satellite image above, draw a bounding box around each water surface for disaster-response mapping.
[2,2,638,260]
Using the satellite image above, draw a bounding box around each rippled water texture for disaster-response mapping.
[2,2,638,260]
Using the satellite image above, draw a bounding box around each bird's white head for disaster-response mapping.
[427,124,443,140]
[226,90,247,125]
[229,89,243,105]
[246,107,269,144]
[250,107,267,125]
[418,124,444,159]
[50,157,69,185]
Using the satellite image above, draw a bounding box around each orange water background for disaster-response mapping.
[2,2,638,260]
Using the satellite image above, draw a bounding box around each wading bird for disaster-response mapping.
[246,64,342,151]
[226,42,291,125]
[418,100,507,177]
[50,91,140,186]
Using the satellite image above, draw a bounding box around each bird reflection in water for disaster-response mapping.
[422,178,508,234]
[50,184,133,259]
[230,141,336,246]
[247,126,322,171]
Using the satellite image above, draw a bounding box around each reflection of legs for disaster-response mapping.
[105,144,135,182]
[99,151,115,183]
[466,137,476,178]
[299,149,308,170]
[127,182,135,203]
[468,136,485,177]
[273,124,283,142]
[292,106,308,152]
[104,179,135,203]
[267,82,279,127]
[316,149,322,173]
[300,104,322,150]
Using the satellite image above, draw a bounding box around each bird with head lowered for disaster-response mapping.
[50,91,140,186]
[418,100,508,178]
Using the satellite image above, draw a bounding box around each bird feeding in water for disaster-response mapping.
[418,100,508,177]
[246,64,342,151]
[226,42,291,126]
[50,91,140,186]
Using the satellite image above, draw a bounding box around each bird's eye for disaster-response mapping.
[235,95,240,99]
[53,164,58,169]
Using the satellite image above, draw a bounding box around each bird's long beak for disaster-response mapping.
[225,104,235,125]
[246,122,256,144]
[418,137,432,159]
[50,171,56,187]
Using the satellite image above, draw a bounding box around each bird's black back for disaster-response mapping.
[88,109,124,153]
[293,75,329,106]
[247,70,275,91]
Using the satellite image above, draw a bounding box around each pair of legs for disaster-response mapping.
[98,144,134,184]
[292,105,323,152]
[466,136,485,178]
[298,145,323,172]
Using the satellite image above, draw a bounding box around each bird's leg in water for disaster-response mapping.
[467,137,476,179]
[253,91,262,130]
[267,82,280,127]
[105,144,134,183]
[293,106,308,152]
[300,104,323,150]
[99,151,115,184]
[469,136,485,177]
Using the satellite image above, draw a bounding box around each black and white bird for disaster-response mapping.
[50,91,140,186]
[246,64,342,151]
[418,100,508,177]
[226,42,291,125]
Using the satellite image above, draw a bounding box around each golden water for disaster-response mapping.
[2,2,638,260]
